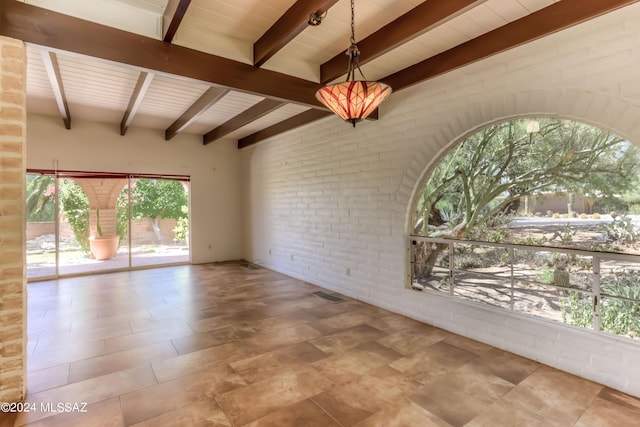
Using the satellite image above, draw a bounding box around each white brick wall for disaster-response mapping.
[242,4,640,397]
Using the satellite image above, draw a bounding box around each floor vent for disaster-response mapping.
[312,291,345,303]
[243,263,259,270]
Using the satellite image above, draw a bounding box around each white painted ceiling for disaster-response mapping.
[12,0,627,145]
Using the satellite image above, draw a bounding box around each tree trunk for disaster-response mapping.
[151,217,164,244]
[413,241,449,279]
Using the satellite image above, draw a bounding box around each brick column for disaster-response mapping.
[0,36,27,403]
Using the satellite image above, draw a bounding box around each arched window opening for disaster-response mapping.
[410,117,640,339]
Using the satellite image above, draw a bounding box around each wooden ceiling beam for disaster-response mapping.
[0,0,323,108]
[40,51,71,129]
[163,0,192,43]
[248,0,640,146]
[381,0,640,91]
[320,0,486,84]
[120,71,154,136]
[165,87,229,140]
[254,0,339,67]
[238,109,331,149]
[203,99,284,145]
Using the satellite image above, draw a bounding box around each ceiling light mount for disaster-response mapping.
[308,10,327,26]
[315,0,392,127]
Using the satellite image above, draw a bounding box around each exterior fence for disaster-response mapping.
[410,236,640,339]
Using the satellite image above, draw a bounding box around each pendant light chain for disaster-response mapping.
[346,0,365,81]
[350,0,356,46]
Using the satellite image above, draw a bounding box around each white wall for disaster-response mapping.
[242,4,640,396]
[26,114,244,263]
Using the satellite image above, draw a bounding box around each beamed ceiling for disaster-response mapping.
[1,0,639,149]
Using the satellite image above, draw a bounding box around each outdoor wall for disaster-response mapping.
[26,114,243,264]
[242,4,640,397]
[27,218,179,245]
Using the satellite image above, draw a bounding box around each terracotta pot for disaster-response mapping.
[90,236,119,260]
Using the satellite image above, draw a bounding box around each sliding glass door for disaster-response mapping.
[26,170,190,280]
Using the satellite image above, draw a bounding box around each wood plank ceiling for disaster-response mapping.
[1,0,639,149]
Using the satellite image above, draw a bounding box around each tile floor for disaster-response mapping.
[6,263,640,426]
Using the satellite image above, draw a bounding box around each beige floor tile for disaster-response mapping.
[365,313,425,334]
[313,366,422,426]
[390,340,478,383]
[216,366,334,426]
[121,364,244,425]
[129,401,231,427]
[18,397,123,427]
[22,264,640,427]
[27,364,69,394]
[17,366,156,425]
[28,341,107,373]
[243,399,340,427]
[311,341,403,385]
[574,396,640,427]
[230,342,328,384]
[442,334,493,355]
[410,363,514,426]
[598,387,640,412]
[465,399,549,427]
[152,341,249,382]
[316,310,373,330]
[356,399,453,427]
[104,322,194,353]
[171,324,257,355]
[377,324,452,355]
[472,348,541,384]
[242,323,324,354]
[500,366,604,426]
[309,324,387,355]
[68,341,177,383]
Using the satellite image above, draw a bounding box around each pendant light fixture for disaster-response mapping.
[315,0,392,127]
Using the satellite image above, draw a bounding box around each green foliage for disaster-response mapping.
[538,266,555,285]
[515,235,548,246]
[600,216,640,245]
[415,118,640,241]
[121,179,188,221]
[600,271,640,337]
[550,225,576,246]
[562,291,593,329]
[95,206,103,237]
[26,174,55,222]
[115,200,128,243]
[466,212,512,243]
[59,179,90,254]
[173,205,189,242]
[563,270,640,338]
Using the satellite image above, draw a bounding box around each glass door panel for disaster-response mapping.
[26,173,57,279]
[128,178,190,268]
[58,177,129,276]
